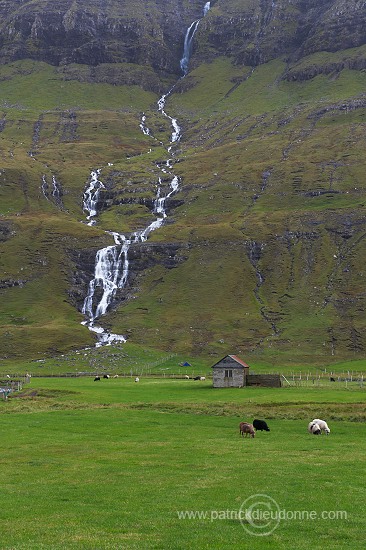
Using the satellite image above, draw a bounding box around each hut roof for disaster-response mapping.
[211,355,250,369]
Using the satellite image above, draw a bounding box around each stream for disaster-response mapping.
[81,2,211,346]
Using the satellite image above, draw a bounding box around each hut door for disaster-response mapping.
[224,369,233,387]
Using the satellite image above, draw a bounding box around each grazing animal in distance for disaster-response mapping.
[312,419,330,435]
[330,377,335,382]
[135,377,139,382]
[113,375,119,378]
[239,422,255,438]
[253,419,270,432]
[103,374,110,379]
[184,375,190,379]
[308,421,321,435]
[94,376,101,382]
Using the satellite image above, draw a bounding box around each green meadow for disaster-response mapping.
[0,377,365,549]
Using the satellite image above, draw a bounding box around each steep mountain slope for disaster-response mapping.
[0,0,204,78]
[1,1,366,82]
[1,0,366,366]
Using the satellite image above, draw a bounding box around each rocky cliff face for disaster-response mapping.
[0,0,204,74]
[0,0,365,77]
[196,0,366,68]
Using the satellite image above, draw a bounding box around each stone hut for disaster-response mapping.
[211,355,250,388]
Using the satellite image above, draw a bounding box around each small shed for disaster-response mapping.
[211,355,250,388]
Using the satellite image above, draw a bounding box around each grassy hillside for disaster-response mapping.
[1,48,366,369]
[0,61,158,359]
[107,55,366,366]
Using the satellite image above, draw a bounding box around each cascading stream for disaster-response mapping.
[41,174,63,208]
[81,162,181,346]
[158,92,182,144]
[82,169,105,226]
[80,1,210,347]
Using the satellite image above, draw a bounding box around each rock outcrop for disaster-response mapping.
[0,0,204,74]
[0,0,365,79]
[196,0,366,68]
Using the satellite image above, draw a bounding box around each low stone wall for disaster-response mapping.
[247,374,282,388]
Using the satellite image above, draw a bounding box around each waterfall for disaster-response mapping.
[180,20,200,75]
[82,242,130,320]
[180,1,211,75]
[81,163,180,346]
[203,2,211,16]
[51,176,60,199]
[79,1,210,347]
[41,175,49,201]
[81,171,131,341]
[41,174,63,208]
[138,175,180,242]
[83,170,105,226]
[139,113,151,136]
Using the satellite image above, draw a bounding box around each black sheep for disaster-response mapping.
[253,419,270,432]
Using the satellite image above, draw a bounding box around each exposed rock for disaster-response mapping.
[284,55,366,82]
[0,0,206,75]
[0,222,12,242]
[1,0,365,81]
[194,0,366,71]
[0,279,27,289]
[68,241,187,311]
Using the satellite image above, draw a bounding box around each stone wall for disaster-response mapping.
[247,374,282,388]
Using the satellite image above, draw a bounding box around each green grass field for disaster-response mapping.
[0,377,365,549]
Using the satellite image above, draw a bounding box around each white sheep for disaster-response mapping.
[135,377,139,383]
[312,419,330,435]
[308,421,321,435]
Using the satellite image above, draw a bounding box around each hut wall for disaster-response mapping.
[212,368,246,388]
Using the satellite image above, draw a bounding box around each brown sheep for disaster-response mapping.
[239,422,255,438]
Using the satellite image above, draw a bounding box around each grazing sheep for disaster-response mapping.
[184,375,190,379]
[200,376,206,381]
[253,419,270,432]
[113,375,119,378]
[308,421,321,435]
[94,376,101,382]
[312,419,330,435]
[103,374,110,379]
[135,377,139,382]
[239,422,255,438]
